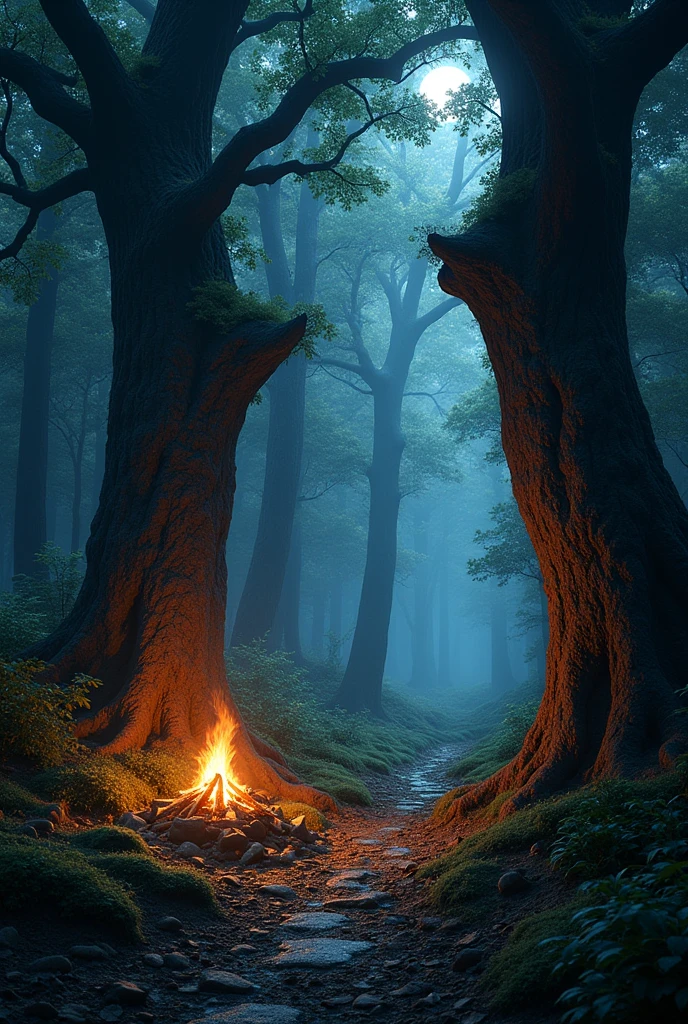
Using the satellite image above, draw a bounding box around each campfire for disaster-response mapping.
[128,707,320,864]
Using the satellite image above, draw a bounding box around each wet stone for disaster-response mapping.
[104,981,147,1006]
[323,891,393,910]
[280,912,349,932]
[198,969,255,993]
[272,937,372,968]
[187,1006,302,1024]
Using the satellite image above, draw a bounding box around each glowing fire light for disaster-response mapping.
[182,703,255,815]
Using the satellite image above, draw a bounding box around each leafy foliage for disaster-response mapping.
[0,660,98,767]
[462,167,538,228]
[189,281,287,333]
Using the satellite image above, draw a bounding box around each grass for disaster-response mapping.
[0,833,142,939]
[429,858,503,920]
[30,756,155,815]
[0,775,53,816]
[68,826,151,855]
[88,853,218,910]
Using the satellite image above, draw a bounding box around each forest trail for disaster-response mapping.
[2,748,556,1024]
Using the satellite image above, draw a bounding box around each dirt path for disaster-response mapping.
[1,748,556,1024]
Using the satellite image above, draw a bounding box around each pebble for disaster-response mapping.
[22,1003,58,1020]
[352,838,381,846]
[279,850,296,865]
[414,992,441,1007]
[0,927,18,949]
[156,916,183,932]
[116,812,147,831]
[162,952,191,970]
[498,870,530,895]
[240,842,265,866]
[103,981,147,1006]
[176,841,204,859]
[392,982,432,997]
[59,1004,91,1023]
[383,847,412,857]
[69,945,108,961]
[321,995,353,1007]
[462,1014,487,1024]
[323,891,392,910]
[259,884,298,900]
[142,954,164,968]
[198,969,255,994]
[230,944,257,954]
[29,957,72,975]
[352,994,382,1009]
[452,948,483,972]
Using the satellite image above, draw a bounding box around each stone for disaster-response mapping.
[19,825,39,838]
[352,994,382,1009]
[187,1006,301,1024]
[325,870,377,887]
[218,832,249,855]
[189,856,206,868]
[291,820,315,844]
[59,1005,91,1023]
[455,930,480,946]
[22,1004,58,1020]
[418,917,443,931]
[104,981,147,1006]
[162,952,191,970]
[461,1014,487,1024]
[452,949,483,972]
[116,812,147,831]
[323,891,392,910]
[383,847,412,857]
[414,993,441,1007]
[497,870,530,895]
[530,841,547,856]
[240,842,265,866]
[240,820,268,843]
[392,982,432,998]
[453,998,472,1010]
[272,938,371,968]
[168,816,212,846]
[279,849,296,865]
[230,944,257,954]
[258,884,298,901]
[352,838,380,846]
[29,956,72,975]
[399,861,419,874]
[321,996,353,1007]
[98,1009,123,1022]
[69,945,108,961]
[142,954,164,968]
[25,819,54,834]
[43,804,65,822]
[0,927,18,949]
[176,841,204,859]
[223,873,242,888]
[439,919,463,932]
[156,916,183,932]
[280,912,348,932]
[198,969,255,994]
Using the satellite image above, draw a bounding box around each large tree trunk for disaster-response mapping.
[430,0,688,818]
[13,209,59,579]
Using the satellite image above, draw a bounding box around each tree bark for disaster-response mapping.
[430,0,688,818]
[13,209,59,579]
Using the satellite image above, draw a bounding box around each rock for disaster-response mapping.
[279,849,296,865]
[29,956,72,975]
[461,1014,487,1024]
[69,945,108,961]
[240,842,265,866]
[391,982,432,998]
[321,996,353,1007]
[0,927,18,949]
[258,884,298,901]
[452,948,483,972]
[176,841,204,859]
[168,816,212,846]
[43,804,65,822]
[22,1004,58,1020]
[189,856,206,869]
[383,847,412,857]
[352,994,382,1009]
[187,1006,301,1023]
[103,981,147,1006]
[453,998,472,1010]
[230,944,257,954]
[280,912,348,933]
[272,937,371,968]
[352,838,381,846]
[530,841,547,856]
[59,1004,91,1023]
[399,861,419,874]
[223,873,242,888]
[116,812,147,831]
[218,832,249,855]
[419,917,443,931]
[323,891,392,910]
[414,993,441,1008]
[198,969,255,994]
[142,954,164,968]
[455,930,481,946]
[25,819,54,834]
[162,952,191,971]
[290,819,315,844]
[497,870,530,895]
[98,1009,123,1022]
[240,820,268,843]
[325,870,377,887]
[439,919,463,933]
[156,915,183,932]
[19,825,39,838]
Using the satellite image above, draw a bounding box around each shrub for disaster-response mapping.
[31,755,154,815]
[0,835,141,939]
[0,660,99,767]
[92,853,218,909]
[69,826,150,855]
[116,749,195,796]
[430,858,502,918]
[0,776,52,816]
[0,591,47,660]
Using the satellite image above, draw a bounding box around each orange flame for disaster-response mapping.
[184,703,253,812]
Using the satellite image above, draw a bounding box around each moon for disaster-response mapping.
[419,66,470,119]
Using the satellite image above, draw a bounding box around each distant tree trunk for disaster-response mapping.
[408,504,437,690]
[282,515,304,663]
[431,0,688,818]
[437,518,451,687]
[490,589,515,693]
[13,209,59,579]
[329,578,342,642]
[311,581,325,657]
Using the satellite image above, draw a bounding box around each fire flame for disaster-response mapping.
[184,703,253,813]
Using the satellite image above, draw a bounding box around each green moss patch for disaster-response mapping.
[278,802,330,831]
[69,826,150,855]
[430,858,502,919]
[0,835,141,939]
[0,776,52,816]
[30,756,154,815]
[91,853,218,910]
[115,749,195,797]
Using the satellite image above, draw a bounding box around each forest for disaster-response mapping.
[0,1,687,1023]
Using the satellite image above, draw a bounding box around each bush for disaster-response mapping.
[116,749,195,796]
[0,834,141,939]
[31,755,155,815]
[0,776,52,816]
[69,826,150,855]
[0,660,99,767]
[552,851,688,1023]
[0,591,47,660]
[90,853,218,910]
[430,858,502,918]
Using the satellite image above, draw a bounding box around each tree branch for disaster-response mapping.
[314,362,374,396]
[0,206,38,262]
[415,295,463,335]
[124,0,156,24]
[0,81,26,187]
[0,48,91,146]
[190,22,480,232]
[232,0,314,51]
[0,168,93,209]
[601,0,688,97]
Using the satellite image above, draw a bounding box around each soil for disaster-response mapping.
[0,747,564,1024]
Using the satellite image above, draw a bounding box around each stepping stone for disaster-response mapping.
[378,827,401,833]
[323,891,393,910]
[259,884,298,900]
[272,938,371,968]
[383,847,412,857]
[187,1007,301,1023]
[198,969,255,993]
[280,912,349,932]
[325,870,378,887]
[352,838,381,846]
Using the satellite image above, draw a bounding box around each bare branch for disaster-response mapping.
[315,362,374,396]
[414,295,463,335]
[0,47,90,145]
[0,80,26,187]
[0,206,38,262]
[232,0,314,51]
[0,168,92,209]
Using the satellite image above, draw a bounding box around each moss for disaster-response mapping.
[91,853,218,910]
[464,168,537,229]
[0,776,52,816]
[0,835,141,939]
[578,13,628,34]
[431,858,502,919]
[481,899,584,1009]
[188,281,286,334]
[277,802,330,831]
[432,787,469,819]
[116,749,195,796]
[31,756,154,815]
[69,826,151,855]
[290,756,372,805]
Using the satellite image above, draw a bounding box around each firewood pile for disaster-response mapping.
[121,772,322,866]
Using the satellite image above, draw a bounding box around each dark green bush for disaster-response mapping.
[0,834,141,939]
[31,755,154,815]
[92,853,218,909]
[0,591,47,660]
[0,660,99,767]
[0,776,52,816]
[69,826,150,855]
